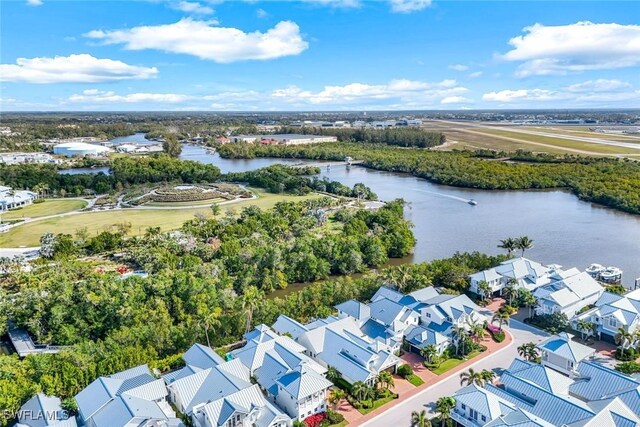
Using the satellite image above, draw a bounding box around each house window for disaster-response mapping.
[470,409,478,420]
[609,318,618,328]
[482,415,486,422]
[426,313,431,318]
[461,404,466,410]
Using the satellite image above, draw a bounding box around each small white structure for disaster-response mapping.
[536,332,595,376]
[0,185,38,212]
[53,142,111,157]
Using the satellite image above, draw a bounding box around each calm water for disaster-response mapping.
[109,133,157,146]
[58,137,640,284]
[58,166,110,175]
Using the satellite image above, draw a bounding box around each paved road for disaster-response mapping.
[361,320,549,427]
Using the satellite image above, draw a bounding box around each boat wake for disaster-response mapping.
[411,188,473,203]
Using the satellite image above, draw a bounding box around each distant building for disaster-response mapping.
[53,142,111,157]
[231,134,337,145]
[0,185,38,212]
[0,152,59,165]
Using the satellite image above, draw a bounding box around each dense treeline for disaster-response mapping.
[217,142,640,215]
[0,156,221,195]
[1,122,136,141]
[0,248,501,425]
[224,164,377,199]
[277,126,446,148]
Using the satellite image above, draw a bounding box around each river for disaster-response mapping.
[58,136,640,284]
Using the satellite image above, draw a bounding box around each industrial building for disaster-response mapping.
[53,142,111,157]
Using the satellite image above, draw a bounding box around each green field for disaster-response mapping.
[0,189,321,247]
[0,199,87,220]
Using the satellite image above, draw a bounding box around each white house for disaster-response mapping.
[16,393,77,427]
[272,364,332,422]
[536,332,595,376]
[0,185,38,212]
[469,258,553,295]
[572,289,640,344]
[75,364,181,427]
[533,270,604,318]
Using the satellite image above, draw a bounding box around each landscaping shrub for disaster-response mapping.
[304,413,326,427]
[616,361,640,374]
[397,364,413,377]
[33,198,45,204]
[325,410,344,425]
[491,331,506,342]
[525,312,569,334]
[615,347,639,361]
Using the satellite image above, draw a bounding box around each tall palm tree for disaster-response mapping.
[492,311,510,331]
[411,410,432,427]
[478,281,492,302]
[421,344,438,364]
[576,320,592,341]
[519,290,537,318]
[615,326,633,358]
[351,381,367,402]
[435,396,456,427]
[517,342,539,361]
[326,366,342,383]
[241,285,264,334]
[481,369,496,384]
[516,236,534,256]
[377,371,394,391]
[329,389,345,409]
[450,325,468,356]
[460,368,485,386]
[498,238,517,257]
[201,306,221,348]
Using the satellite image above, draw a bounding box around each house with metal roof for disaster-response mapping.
[182,342,225,369]
[74,364,181,427]
[403,324,449,355]
[16,393,77,427]
[191,384,291,427]
[533,270,604,318]
[335,299,371,325]
[450,358,640,427]
[469,258,553,295]
[536,333,595,376]
[272,363,332,422]
[572,289,640,344]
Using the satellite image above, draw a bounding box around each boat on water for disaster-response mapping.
[468,199,478,206]
[586,263,605,277]
[600,266,623,283]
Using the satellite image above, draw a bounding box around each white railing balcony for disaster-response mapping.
[451,410,482,427]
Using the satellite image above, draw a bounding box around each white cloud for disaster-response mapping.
[441,96,473,104]
[0,54,158,84]
[170,1,214,14]
[69,89,191,103]
[303,0,362,8]
[448,64,469,71]
[85,19,308,63]
[482,89,560,102]
[468,71,483,78]
[26,0,43,6]
[389,0,432,13]
[256,8,268,18]
[500,21,640,76]
[566,79,631,92]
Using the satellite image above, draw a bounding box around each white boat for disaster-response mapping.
[586,263,605,277]
[600,266,623,283]
[468,199,478,206]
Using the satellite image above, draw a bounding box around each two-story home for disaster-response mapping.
[191,384,291,427]
[229,325,330,422]
[469,257,552,296]
[533,270,604,318]
[572,289,640,344]
[75,364,181,427]
[536,332,595,376]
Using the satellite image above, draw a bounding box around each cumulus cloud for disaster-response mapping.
[469,71,483,78]
[303,0,362,8]
[85,19,308,63]
[500,21,640,76]
[0,54,158,84]
[566,79,631,92]
[389,0,432,13]
[482,89,560,102]
[441,96,473,104]
[256,8,268,18]
[448,64,469,71]
[170,1,214,15]
[26,0,43,6]
[69,89,190,103]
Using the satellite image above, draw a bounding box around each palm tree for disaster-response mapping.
[435,396,456,427]
[576,320,592,341]
[468,321,487,344]
[329,389,345,409]
[241,285,264,334]
[516,236,534,256]
[492,311,510,331]
[498,238,517,257]
[351,381,367,402]
[502,278,518,305]
[615,326,633,358]
[460,368,485,386]
[517,342,539,361]
[201,306,221,348]
[478,281,492,302]
[519,290,537,318]
[421,344,438,364]
[326,366,342,383]
[450,325,468,356]
[376,371,394,391]
[411,410,432,427]
[481,369,496,384]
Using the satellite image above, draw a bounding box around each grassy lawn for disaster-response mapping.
[357,394,397,415]
[430,350,482,375]
[0,199,87,220]
[328,421,348,427]
[405,373,424,387]
[0,189,321,247]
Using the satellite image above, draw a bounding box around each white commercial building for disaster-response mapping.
[0,185,38,212]
[53,142,111,157]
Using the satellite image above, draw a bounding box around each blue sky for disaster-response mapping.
[1,0,639,111]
